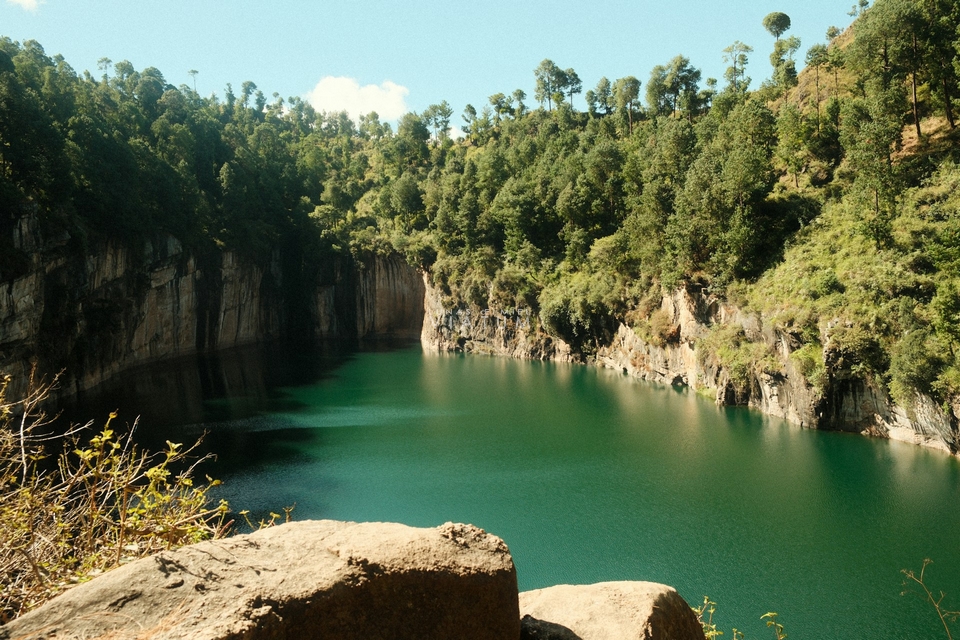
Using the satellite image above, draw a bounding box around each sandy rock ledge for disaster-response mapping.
[519,581,706,640]
[3,521,704,640]
[3,520,520,640]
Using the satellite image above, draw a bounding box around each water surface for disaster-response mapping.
[69,343,960,639]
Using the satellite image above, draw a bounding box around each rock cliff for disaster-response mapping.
[420,277,960,454]
[0,214,424,400]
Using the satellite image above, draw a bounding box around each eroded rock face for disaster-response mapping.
[420,273,567,361]
[2,520,520,640]
[519,581,705,640]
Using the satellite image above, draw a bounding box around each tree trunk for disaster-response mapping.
[942,72,956,129]
[912,71,922,140]
[911,35,921,141]
[815,66,821,132]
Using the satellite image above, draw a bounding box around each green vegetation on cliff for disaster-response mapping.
[3,0,960,413]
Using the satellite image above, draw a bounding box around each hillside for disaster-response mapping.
[2,0,960,450]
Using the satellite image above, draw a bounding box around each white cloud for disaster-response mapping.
[6,0,42,11]
[306,76,409,123]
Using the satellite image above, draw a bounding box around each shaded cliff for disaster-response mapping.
[0,213,424,399]
[421,276,960,454]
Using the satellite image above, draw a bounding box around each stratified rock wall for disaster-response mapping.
[0,214,424,399]
[357,254,425,339]
[420,273,569,361]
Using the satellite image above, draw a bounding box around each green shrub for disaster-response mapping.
[539,270,623,351]
[0,374,231,622]
[889,330,945,406]
[698,324,782,394]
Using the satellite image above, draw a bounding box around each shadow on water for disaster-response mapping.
[55,337,419,476]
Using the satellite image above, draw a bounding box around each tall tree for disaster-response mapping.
[762,12,792,41]
[770,35,801,92]
[462,104,477,134]
[918,0,958,128]
[723,41,753,93]
[488,93,513,122]
[806,44,829,128]
[97,57,112,81]
[645,65,671,116]
[776,102,808,187]
[840,90,903,227]
[593,77,613,115]
[667,55,702,120]
[512,89,527,117]
[534,59,565,111]
[564,68,582,108]
[826,46,845,95]
[612,76,640,134]
[851,0,925,138]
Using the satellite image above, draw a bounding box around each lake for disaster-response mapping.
[66,341,960,639]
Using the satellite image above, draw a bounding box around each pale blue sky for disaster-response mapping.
[1,0,856,122]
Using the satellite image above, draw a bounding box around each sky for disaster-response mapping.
[1,0,857,126]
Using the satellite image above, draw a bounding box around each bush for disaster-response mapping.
[789,342,827,390]
[0,373,230,622]
[889,330,945,405]
[538,270,623,351]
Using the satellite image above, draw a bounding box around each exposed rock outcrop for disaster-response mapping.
[356,254,425,339]
[519,581,706,640]
[0,213,424,399]
[420,278,960,454]
[420,274,571,361]
[2,520,521,640]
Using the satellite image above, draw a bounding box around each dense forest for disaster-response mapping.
[3,0,960,410]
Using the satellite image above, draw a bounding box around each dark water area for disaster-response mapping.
[61,342,960,639]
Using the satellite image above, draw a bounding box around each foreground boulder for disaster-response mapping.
[3,520,520,640]
[519,581,705,640]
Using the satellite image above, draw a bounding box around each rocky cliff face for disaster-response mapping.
[356,254,425,339]
[0,214,424,400]
[421,277,960,455]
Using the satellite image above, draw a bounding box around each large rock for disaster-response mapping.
[3,520,520,640]
[519,581,705,640]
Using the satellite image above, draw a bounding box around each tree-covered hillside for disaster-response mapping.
[3,0,960,409]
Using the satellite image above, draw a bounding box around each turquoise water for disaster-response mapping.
[74,344,960,638]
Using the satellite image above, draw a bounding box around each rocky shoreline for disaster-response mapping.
[420,274,959,455]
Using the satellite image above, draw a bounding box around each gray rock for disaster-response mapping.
[519,581,705,640]
[3,520,520,640]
